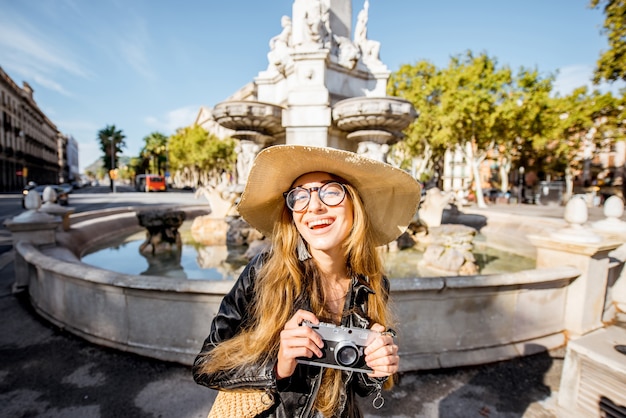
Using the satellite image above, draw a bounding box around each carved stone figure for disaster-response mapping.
[356,141,388,162]
[137,210,186,256]
[267,15,293,74]
[354,0,381,65]
[236,140,261,185]
[333,35,360,69]
[303,0,330,47]
[418,187,454,228]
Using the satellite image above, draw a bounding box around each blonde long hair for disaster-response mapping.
[197,182,394,416]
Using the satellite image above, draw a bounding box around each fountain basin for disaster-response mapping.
[14,206,583,370]
[212,100,285,137]
[332,96,417,133]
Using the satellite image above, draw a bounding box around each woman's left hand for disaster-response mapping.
[364,323,399,378]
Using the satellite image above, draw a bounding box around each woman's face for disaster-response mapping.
[290,172,354,257]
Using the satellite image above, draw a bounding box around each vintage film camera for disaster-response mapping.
[296,321,381,373]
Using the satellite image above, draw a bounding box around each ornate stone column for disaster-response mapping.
[212,100,285,186]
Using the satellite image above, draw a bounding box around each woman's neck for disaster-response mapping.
[310,249,351,323]
[311,248,349,284]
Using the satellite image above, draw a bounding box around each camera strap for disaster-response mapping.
[372,381,384,409]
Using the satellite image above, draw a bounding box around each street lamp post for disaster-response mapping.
[110,136,116,193]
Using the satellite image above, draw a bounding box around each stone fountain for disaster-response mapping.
[208,0,417,188]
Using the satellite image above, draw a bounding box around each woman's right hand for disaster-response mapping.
[275,309,323,379]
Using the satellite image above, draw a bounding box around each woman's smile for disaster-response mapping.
[307,217,334,230]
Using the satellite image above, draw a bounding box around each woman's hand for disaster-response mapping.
[275,310,323,380]
[364,323,399,378]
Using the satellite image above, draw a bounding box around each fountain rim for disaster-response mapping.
[14,205,585,369]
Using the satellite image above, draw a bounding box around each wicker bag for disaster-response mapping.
[208,389,273,418]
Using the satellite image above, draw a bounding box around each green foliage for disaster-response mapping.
[437,51,512,149]
[139,132,168,175]
[388,61,445,158]
[168,125,236,182]
[97,125,126,170]
[590,0,626,83]
[387,49,626,187]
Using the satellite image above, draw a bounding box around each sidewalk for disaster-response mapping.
[0,203,592,417]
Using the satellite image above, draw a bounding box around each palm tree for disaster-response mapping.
[140,132,168,175]
[97,125,126,191]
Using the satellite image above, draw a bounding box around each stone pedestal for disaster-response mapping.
[4,214,61,292]
[40,203,75,231]
[528,234,622,337]
[557,326,626,417]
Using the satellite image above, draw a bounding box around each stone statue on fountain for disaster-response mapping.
[353,0,382,67]
[267,15,294,75]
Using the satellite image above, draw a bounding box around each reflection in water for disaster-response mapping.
[82,239,247,280]
[82,224,535,281]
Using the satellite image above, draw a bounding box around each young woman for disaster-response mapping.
[193,145,421,417]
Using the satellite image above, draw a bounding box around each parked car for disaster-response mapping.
[59,183,74,194]
[22,184,70,208]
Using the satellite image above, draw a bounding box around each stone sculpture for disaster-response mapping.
[550,196,602,243]
[137,210,186,255]
[302,0,330,47]
[417,224,479,276]
[418,187,453,228]
[354,0,381,66]
[592,195,626,234]
[267,15,293,74]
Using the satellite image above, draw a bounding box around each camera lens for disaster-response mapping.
[334,342,359,367]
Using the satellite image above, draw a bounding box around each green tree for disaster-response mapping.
[388,61,444,181]
[545,87,624,199]
[97,125,126,190]
[140,132,168,175]
[590,0,626,83]
[168,125,236,188]
[438,51,513,208]
[493,68,556,194]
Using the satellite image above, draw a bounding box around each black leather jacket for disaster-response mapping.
[192,253,390,418]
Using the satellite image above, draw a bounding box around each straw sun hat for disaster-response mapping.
[237,145,421,247]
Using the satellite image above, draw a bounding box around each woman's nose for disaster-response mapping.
[308,190,324,211]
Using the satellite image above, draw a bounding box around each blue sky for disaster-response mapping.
[0,0,622,172]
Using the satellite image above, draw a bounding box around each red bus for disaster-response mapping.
[135,174,166,192]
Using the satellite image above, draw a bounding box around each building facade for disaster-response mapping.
[0,66,67,192]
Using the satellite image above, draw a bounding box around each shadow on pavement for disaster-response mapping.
[438,345,554,417]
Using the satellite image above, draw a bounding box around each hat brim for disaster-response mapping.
[237,145,422,247]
